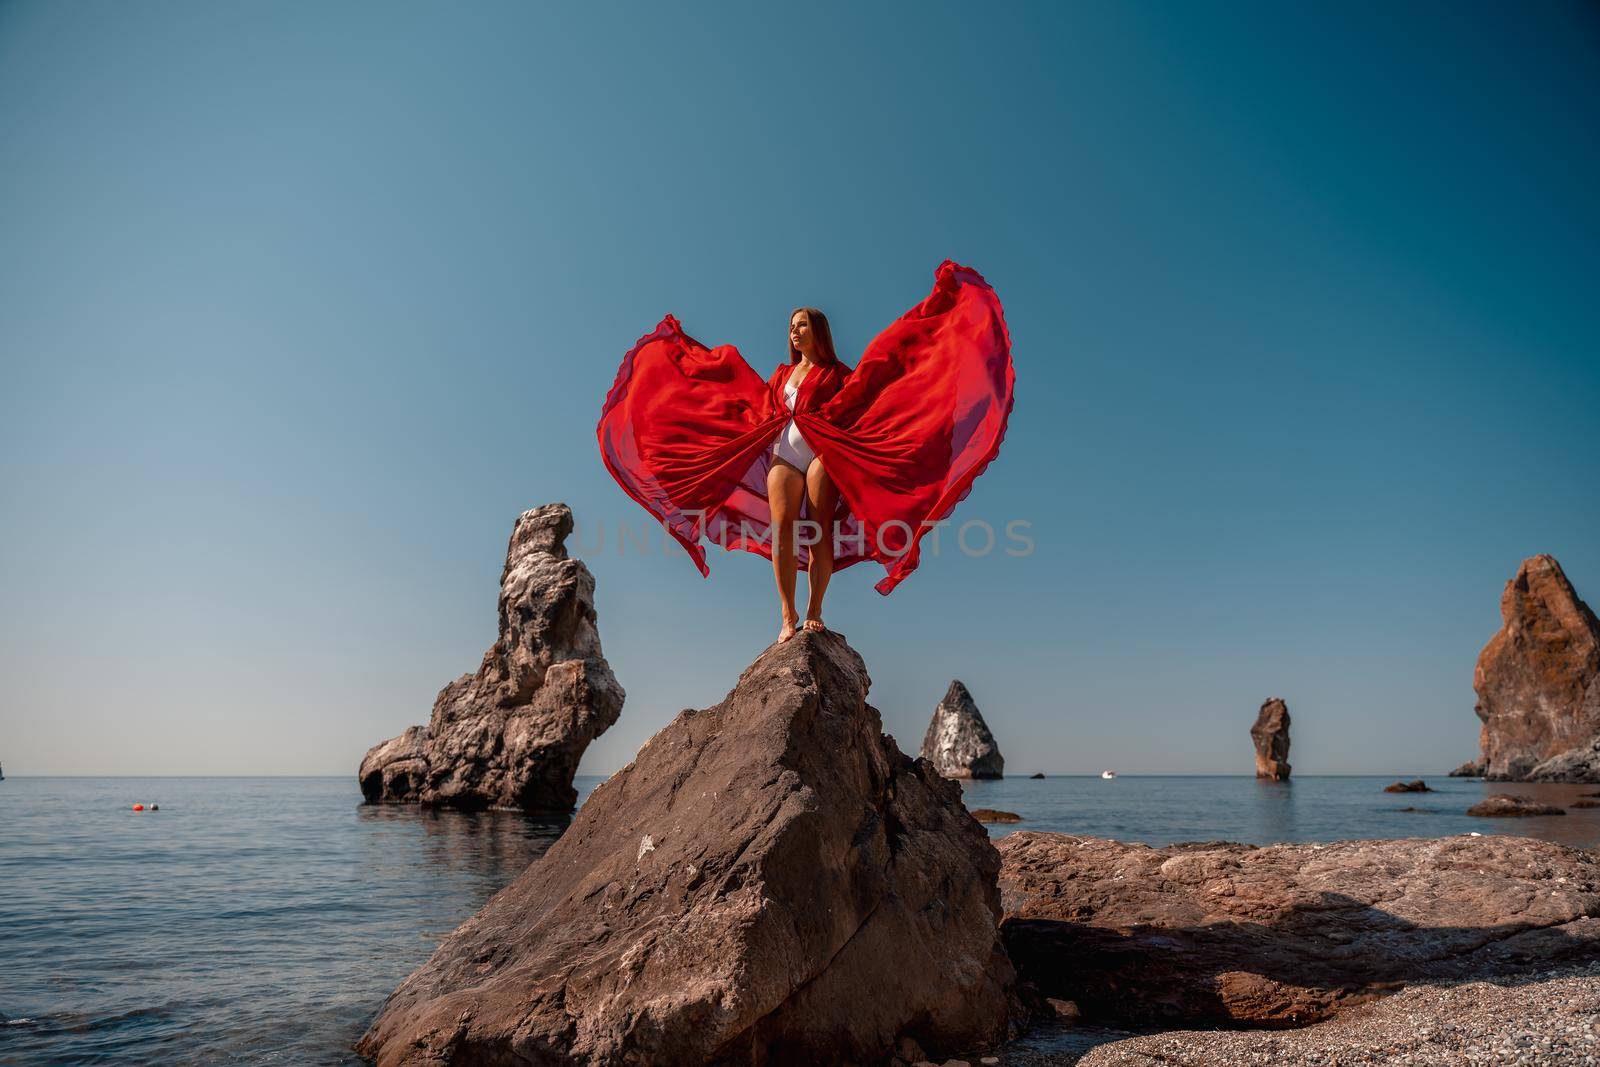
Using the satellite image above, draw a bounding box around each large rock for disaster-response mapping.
[920,680,1005,779]
[357,630,1017,1067]
[1474,554,1600,781]
[997,831,1600,1029]
[1249,698,1291,780]
[358,504,624,813]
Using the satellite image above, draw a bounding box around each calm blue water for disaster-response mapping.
[3,773,1597,1065]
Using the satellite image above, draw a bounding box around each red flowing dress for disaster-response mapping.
[596,260,1014,595]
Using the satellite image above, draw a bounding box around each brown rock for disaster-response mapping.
[1448,758,1486,777]
[1473,554,1600,781]
[1383,779,1432,793]
[1465,793,1566,817]
[1572,798,1600,809]
[1029,772,1046,779]
[357,630,1016,1067]
[921,680,1005,779]
[996,831,1600,1028]
[358,504,624,813]
[1250,698,1291,780]
[970,809,1024,824]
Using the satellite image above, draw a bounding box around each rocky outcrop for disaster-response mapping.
[971,809,1023,824]
[1250,698,1291,780]
[1527,737,1600,782]
[1383,780,1432,793]
[921,680,1004,779]
[1466,793,1565,817]
[997,832,1600,1028]
[357,630,1017,1067]
[1474,555,1600,781]
[358,504,624,814]
[1448,758,1486,777]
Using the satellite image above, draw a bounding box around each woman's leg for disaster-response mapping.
[802,459,838,631]
[767,458,807,642]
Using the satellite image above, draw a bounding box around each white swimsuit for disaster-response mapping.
[770,372,816,471]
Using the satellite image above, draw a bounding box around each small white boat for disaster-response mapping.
[1100,770,1116,779]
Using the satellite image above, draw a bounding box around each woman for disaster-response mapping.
[597,260,1013,644]
[769,306,843,641]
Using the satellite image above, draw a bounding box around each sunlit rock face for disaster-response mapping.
[1475,554,1600,782]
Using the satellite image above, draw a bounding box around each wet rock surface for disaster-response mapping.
[1384,779,1433,793]
[1473,554,1600,782]
[921,679,1005,779]
[995,831,1600,1029]
[358,630,1016,1067]
[358,503,624,814]
[1465,793,1566,817]
[1250,698,1292,780]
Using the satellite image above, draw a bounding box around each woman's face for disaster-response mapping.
[790,312,814,358]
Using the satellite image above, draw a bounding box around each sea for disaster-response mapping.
[3,773,1597,1066]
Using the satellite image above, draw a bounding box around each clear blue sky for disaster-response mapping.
[3,1,1597,777]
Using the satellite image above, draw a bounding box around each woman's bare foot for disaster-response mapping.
[779,615,800,643]
[802,617,826,633]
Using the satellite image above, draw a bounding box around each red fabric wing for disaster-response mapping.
[596,260,1013,594]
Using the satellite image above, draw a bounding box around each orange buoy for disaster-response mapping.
[132,803,144,811]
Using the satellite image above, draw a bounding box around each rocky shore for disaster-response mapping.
[997,831,1600,1030]
[1005,963,1600,1066]
[357,627,1600,1066]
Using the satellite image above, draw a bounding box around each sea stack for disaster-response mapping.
[1472,554,1600,782]
[1250,697,1292,780]
[357,503,624,813]
[920,680,1005,779]
[357,631,1016,1067]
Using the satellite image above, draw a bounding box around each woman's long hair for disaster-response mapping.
[788,307,840,365]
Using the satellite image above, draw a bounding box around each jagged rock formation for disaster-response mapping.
[1448,758,1486,777]
[1383,779,1432,793]
[920,680,1004,779]
[1474,555,1600,782]
[357,630,1017,1067]
[1250,697,1292,780]
[358,504,624,814]
[997,831,1600,1029]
